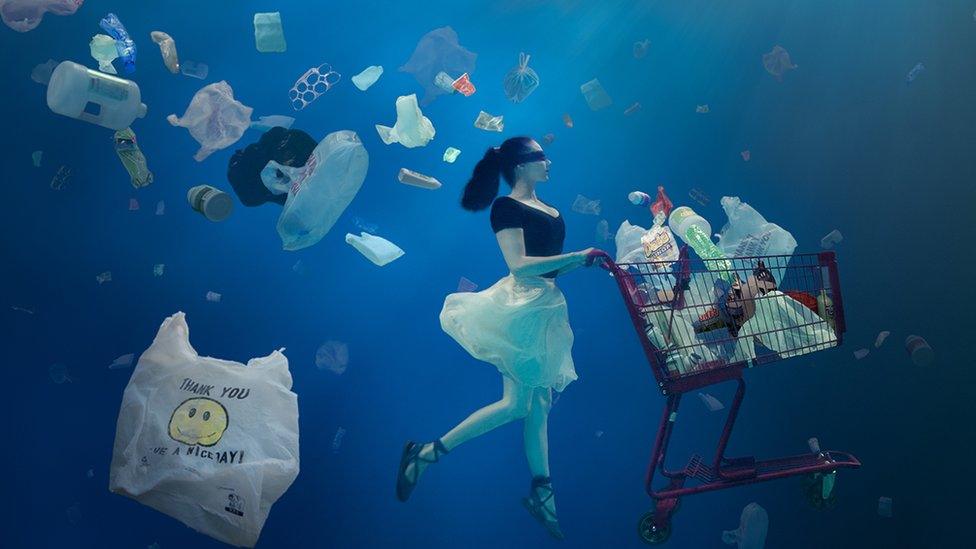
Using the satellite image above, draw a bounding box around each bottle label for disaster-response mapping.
[88,76,129,102]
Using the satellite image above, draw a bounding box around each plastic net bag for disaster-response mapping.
[503,52,539,103]
[109,312,299,548]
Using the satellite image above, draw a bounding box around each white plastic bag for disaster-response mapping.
[109,312,299,548]
[717,196,796,281]
[614,220,647,263]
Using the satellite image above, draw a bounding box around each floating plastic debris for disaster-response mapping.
[31,150,42,167]
[596,219,611,242]
[352,216,379,234]
[331,427,346,453]
[877,496,893,518]
[250,115,295,132]
[96,271,112,284]
[696,104,710,114]
[153,264,165,277]
[99,13,136,74]
[434,71,457,93]
[187,185,234,222]
[155,201,165,215]
[503,52,539,102]
[542,133,555,145]
[128,198,139,211]
[581,78,613,110]
[351,65,383,91]
[572,194,601,215]
[86,469,94,479]
[474,110,504,132]
[30,58,58,85]
[698,392,725,412]
[906,62,925,85]
[562,113,574,128]
[375,94,435,148]
[398,168,441,190]
[205,291,221,303]
[253,12,286,53]
[741,150,751,161]
[150,31,179,74]
[905,335,934,366]
[594,430,604,438]
[291,260,305,274]
[457,277,478,293]
[874,331,890,348]
[168,81,253,161]
[807,437,822,454]
[762,45,796,81]
[633,39,650,59]
[316,340,349,374]
[689,187,710,206]
[289,63,340,111]
[50,166,70,190]
[624,102,642,116]
[114,128,153,188]
[346,232,405,266]
[1,0,83,33]
[89,34,119,74]
[452,72,476,96]
[399,26,477,105]
[443,147,461,163]
[853,348,869,360]
[108,353,134,370]
[180,60,208,79]
[47,61,147,130]
[722,503,768,549]
[10,306,34,314]
[820,229,843,249]
[49,363,72,384]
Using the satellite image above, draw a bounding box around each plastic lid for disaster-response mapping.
[203,192,234,222]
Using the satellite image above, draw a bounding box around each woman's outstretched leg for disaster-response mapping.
[403,376,534,487]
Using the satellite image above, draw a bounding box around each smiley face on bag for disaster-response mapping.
[168,397,229,446]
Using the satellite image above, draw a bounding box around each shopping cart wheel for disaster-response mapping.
[802,473,837,510]
[637,511,671,545]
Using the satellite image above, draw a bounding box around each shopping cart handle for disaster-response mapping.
[585,249,613,270]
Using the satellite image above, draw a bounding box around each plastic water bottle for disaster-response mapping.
[187,185,233,222]
[46,61,147,130]
[668,206,733,280]
[628,190,652,207]
[904,335,934,366]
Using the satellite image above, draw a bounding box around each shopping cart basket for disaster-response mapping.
[588,247,861,544]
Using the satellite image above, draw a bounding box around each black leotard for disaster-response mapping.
[490,196,566,278]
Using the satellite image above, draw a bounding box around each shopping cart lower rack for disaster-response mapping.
[591,247,861,544]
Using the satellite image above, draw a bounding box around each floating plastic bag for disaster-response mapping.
[762,45,796,82]
[722,503,768,549]
[503,53,539,102]
[253,12,286,53]
[109,312,299,548]
[717,196,797,281]
[351,65,383,91]
[375,94,435,148]
[614,220,647,263]
[399,26,477,105]
[89,34,119,74]
[473,110,504,132]
[181,60,208,79]
[733,290,836,362]
[580,78,612,110]
[167,81,254,161]
[345,232,405,266]
[289,63,340,111]
[261,130,369,251]
[228,127,316,207]
[0,0,83,33]
[99,13,136,74]
[150,31,179,74]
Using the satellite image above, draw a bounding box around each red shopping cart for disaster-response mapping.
[589,247,861,544]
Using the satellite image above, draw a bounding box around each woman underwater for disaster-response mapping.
[395,136,603,539]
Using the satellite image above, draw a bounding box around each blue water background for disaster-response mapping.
[2,0,974,547]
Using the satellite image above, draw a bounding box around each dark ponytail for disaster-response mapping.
[460,136,536,211]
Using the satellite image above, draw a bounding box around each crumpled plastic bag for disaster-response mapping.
[89,34,118,74]
[0,0,82,33]
[614,220,648,263]
[228,127,316,207]
[345,232,404,266]
[168,81,254,161]
[261,130,369,251]
[722,503,768,549]
[109,312,299,548]
[399,26,477,105]
[375,94,435,148]
[503,52,539,103]
[732,290,836,362]
[717,196,796,281]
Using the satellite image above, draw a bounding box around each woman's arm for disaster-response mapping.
[495,228,592,277]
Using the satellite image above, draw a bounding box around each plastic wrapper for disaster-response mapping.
[167,81,254,161]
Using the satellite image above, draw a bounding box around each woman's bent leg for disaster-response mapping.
[439,375,533,451]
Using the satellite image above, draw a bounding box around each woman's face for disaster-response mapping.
[516,140,551,183]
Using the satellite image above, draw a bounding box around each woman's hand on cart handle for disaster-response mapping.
[582,248,611,268]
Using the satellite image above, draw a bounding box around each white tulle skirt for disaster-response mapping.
[440,275,578,392]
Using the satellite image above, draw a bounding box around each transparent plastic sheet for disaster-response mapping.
[167,81,253,161]
[0,0,83,33]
